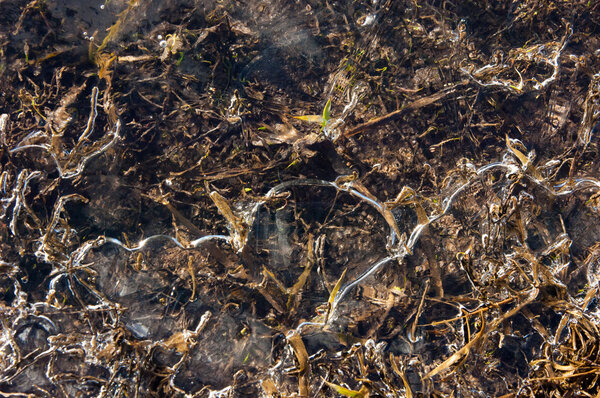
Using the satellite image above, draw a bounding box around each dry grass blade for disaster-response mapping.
[410,280,429,343]
[419,297,514,327]
[389,354,412,398]
[344,85,461,137]
[555,312,571,346]
[423,312,485,379]
[209,191,248,251]
[187,255,196,302]
[261,379,278,396]
[262,266,287,294]
[287,331,310,397]
[582,286,598,310]
[387,186,429,225]
[326,267,347,322]
[505,135,530,167]
[287,234,315,310]
[348,180,404,242]
[323,381,369,397]
[487,288,539,333]
[293,114,323,124]
[577,73,600,148]
[505,135,544,181]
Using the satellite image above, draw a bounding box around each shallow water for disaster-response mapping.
[1,0,600,397]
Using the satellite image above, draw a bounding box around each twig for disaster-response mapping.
[343,84,462,138]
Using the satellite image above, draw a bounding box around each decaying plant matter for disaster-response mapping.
[1,0,600,397]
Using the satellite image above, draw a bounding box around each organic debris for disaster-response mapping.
[1,0,600,397]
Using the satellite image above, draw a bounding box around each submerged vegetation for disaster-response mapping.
[1,0,600,396]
